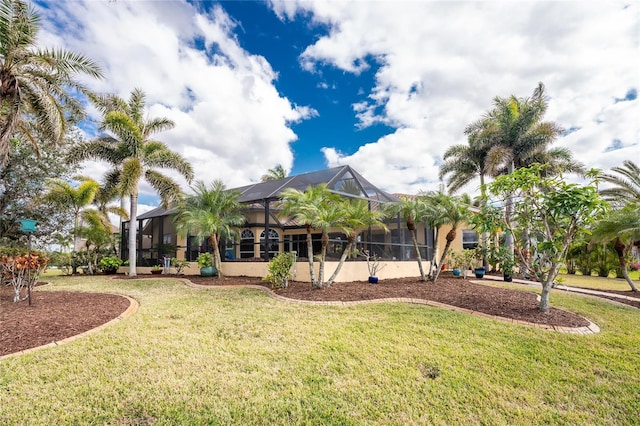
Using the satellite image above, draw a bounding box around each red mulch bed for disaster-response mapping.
[0,285,130,357]
[7,272,630,357]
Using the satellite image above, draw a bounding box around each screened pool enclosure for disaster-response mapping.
[120,165,436,266]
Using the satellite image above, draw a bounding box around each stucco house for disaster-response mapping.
[120,165,478,281]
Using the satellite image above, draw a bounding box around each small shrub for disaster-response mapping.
[170,258,190,275]
[263,252,296,289]
[197,253,213,268]
[99,256,123,272]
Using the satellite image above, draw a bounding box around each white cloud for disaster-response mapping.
[36,0,310,198]
[273,0,639,195]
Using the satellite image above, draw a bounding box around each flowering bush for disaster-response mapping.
[629,261,640,272]
[0,251,49,302]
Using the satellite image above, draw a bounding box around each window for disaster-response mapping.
[240,229,255,258]
[260,229,280,258]
[462,230,479,250]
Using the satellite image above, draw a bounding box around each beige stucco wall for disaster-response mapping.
[124,259,430,283]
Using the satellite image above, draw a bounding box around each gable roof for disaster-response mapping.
[234,165,399,204]
[130,165,398,221]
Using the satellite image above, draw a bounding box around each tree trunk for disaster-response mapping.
[325,238,354,287]
[505,161,515,257]
[539,262,562,312]
[433,232,455,283]
[128,194,138,277]
[613,238,638,292]
[318,232,329,287]
[72,212,79,274]
[410,229,427,281]
[210,233,222,278]
[306,225,317,287]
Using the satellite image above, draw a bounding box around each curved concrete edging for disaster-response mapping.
[1,290,139,360]
[181,278,600,335]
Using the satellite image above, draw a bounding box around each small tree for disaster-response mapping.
[489,165,607,312]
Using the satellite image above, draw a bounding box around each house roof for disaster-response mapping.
[234,165,399,204]
[130,165,398,221]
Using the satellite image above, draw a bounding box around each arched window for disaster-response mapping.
[240,229,255,259]
[260,229,280,258]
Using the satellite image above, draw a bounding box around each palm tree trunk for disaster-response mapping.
[326,238,354,287]
[411,229,427,281]
[305,226,318,287]
[72,211,79,274]
[128,194,138,277]
[505,161,515,256]
[210,233,222,278]
[429,228,440,279]
[433,238,454,283]
[318,232,329,287]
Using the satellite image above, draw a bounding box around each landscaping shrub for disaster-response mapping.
[263,252,296,288]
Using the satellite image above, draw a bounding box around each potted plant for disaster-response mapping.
[362,249,385,284]
[99,256,122,274]
[470,247,485,278]
[448,252,461,277]
[150,264,163,275]
[497,246,515,282]
[197,253,217,277]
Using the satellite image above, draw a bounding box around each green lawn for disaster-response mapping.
[558,271,640,291]
[1,276,639,425]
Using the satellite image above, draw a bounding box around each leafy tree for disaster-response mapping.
[279,184,341,288]
[174,180,245,278]
[0,0,103,164]
[67,89,194,276]
[384,196,430,281]
[0,134,77,245]
[598,161,640,207]
[591,202,640,291]
[489,164,607,312]
[325,198,388,287]
[260,164,287,182]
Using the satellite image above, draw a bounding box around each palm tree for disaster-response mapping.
[466,82,566,253]
[174,180,245,278]
[67,89,194,276]
[385,196,430,281]
[439,129,492,198]
[598,160,640,207]
[591,202,640,291]
[280,184,340,288]
[42,177,99,273]
[260,164,287,182]
[428,194,469,283]
[325,198,389,287]
[0,0,103,164]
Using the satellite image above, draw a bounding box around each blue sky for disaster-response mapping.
[34,0,639,211]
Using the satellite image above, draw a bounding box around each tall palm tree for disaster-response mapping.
[260,164,287,182]
[67,89,194,276]
[385,196,430,281]
[42,177,99,273]
[466,82,565,253]
[591,202,640,291]
[598,160,640,207]
[0,0,103,164]
[325,198,389,287]
[280,184,340,288]
[174,180,245,278]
